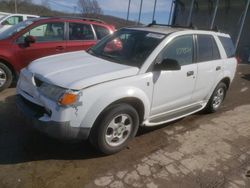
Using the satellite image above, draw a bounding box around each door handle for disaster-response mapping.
[216,66,221,71]
[56,46,64,51]
[187,71,194,77]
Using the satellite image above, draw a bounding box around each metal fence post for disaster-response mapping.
[187,0,195,26]
[126,0,131,22]
[152,0,157,22]
[138,0,143,24]
[168,0,174,24]
[235,0,250,49]
[210,0,219,29]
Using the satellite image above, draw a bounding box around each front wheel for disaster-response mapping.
[89,104,139,154]
[205,82,227,113]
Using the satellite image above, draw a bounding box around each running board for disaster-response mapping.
[147,104,203,126]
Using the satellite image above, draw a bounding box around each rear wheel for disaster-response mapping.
[89,103,139,154]
[205,82,227,113]
[0,62,13,92]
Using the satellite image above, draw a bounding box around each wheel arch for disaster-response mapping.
[103,97,145,125]
[220,77,231,89]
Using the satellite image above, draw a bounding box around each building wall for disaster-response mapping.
[172,0,250,60]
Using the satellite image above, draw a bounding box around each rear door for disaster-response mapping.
[66,22,96,52]
[13,21,66,68]
[191,34,223,102]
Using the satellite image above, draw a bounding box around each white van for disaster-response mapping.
[0,13,39,33]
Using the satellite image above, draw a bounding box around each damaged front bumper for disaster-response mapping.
[16,95,90,141]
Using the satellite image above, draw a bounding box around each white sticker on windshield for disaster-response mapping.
[146,33,165,39]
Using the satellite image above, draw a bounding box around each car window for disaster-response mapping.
[69,23,94,40]
[161,35,193,66]
[218,36,235,58]
[18,22,65,43]
[93,25,110,40]
[197,35,221,62]
[5,16,23,25]
[27,16,37,19]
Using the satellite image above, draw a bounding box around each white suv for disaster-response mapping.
[16,25,237,154]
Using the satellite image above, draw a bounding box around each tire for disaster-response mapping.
[205,82,227,113]
[0,62,13,92]
[89,103,140,154]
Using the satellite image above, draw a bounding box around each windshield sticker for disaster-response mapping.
[146,33,165,39]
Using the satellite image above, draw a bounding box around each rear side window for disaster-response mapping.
[218,36,236,58]
[93,25,110,40]
[69,23,94,40]
[197,35,221,62]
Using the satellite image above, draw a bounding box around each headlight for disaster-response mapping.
[38,82,79,106]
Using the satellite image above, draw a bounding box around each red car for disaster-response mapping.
[0,17,115,91]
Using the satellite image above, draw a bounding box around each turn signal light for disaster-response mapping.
[59,93,77,106]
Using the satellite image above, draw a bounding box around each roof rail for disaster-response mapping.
[147,21,220,32]
[147,21,197,29]
[49,16,106,24]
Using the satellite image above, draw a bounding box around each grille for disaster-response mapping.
[20,96,51,118]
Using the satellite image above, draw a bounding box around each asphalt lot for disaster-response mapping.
[0,64,250,188]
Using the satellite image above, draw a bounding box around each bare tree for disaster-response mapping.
[42,0,50,9]
[78,0,103,17]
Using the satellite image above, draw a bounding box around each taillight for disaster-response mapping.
[236,56,241,64]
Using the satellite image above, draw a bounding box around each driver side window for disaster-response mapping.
[17,22,65,43]
[161,35,193,66]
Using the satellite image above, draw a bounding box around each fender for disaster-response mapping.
[81,85,152,128]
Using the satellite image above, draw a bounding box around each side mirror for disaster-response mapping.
[24,35,36,45]
[154,58,181,71]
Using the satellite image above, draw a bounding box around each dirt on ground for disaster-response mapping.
[0,65,250,188]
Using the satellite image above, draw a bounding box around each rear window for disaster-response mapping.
[218,36,236,58]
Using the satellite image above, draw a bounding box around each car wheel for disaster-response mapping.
[90,103,139,154]
[0,62,13,92]
[205,82,227,113]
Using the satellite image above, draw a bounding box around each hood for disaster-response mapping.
[28,51,139,90]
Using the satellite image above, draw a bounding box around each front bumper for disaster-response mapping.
[16,95,90,141]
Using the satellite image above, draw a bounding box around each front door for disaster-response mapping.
[150,35,197,116]
[13,21,66,68]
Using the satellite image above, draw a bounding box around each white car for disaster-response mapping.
[16,25,237,154]
[0,13,39,33]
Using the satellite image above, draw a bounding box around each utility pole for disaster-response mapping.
[138,0,143,24]
[126,0,131,22]
[152,0,157,22]
[14,0,17,13]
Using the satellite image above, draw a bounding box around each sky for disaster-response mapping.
[32,0,173,24]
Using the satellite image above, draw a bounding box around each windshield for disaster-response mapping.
[0,19,33,40]
[88,29,166,68]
